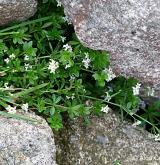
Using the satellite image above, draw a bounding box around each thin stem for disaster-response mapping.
[81,68,94,73]
[134,114,160,133]
[0,32,19,36]
[45,102,68,110]
[79,94,160,132]
[0,16,52,33]
[0,88,23,91]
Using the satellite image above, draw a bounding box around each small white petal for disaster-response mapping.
[6,105,16,114]
[101,105,109,113]
[132,120,141,127]
[48,59,59,74]
[21,103,29,112]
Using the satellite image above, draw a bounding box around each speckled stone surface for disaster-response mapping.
[56,110,160,165]
[0,0,37,26]
[0,113,56,165]
[61,0,160,97]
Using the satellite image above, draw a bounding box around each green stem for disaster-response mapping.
[79,94,160,132]
[0,16,52,33]
[0,32,19,36]
[45,102,68,110]
[81,68,94,73]
[134,114,160,133]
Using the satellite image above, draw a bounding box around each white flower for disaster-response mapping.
[66,93,75,100]
[132,83,141,95]
[4,83,14,90]
[6,105,17,114]
[24,63,32,71]
[3,49,7,53]
[62,16,72,24]
[9,53,16,59]
[60,36,66,43]
[154,134,160,141]
[24,55,29,61]
[101,105,109,113]
[56,0,62,7]
[65,64,71,69]
[147,87,155,97]
[71,93,75,100]
[66,96,70,99]
[4,83,9,89]
[48,59,59,73]
[63,44,72,52]
[12,69,17,73]
[4,58,10,64]
[69,75,75,81]
[21,103,29,112]
[132,120,141,127]
[82,53,91,69]
[103,67,116,82]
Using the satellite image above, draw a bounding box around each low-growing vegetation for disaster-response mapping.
[0,0,159,139]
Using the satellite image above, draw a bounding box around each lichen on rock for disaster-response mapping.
[61,0,160,98]
[0,0,37,26]
[0,113,56,165]
[56,110,160,165]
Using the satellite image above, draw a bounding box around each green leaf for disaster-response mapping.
[93,72,107,87]
[91,51,109,70]
[50,107,55,116]
[23,41,37,56]
[47,113,63,130]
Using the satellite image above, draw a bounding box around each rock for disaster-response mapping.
[56,110,160,165]
[0,0,37,26]
[61,0,160,97]
[0,113,56,165]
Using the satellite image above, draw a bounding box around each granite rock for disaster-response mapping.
[56,109,160,165]
[61,0,160,97]
[0,113,56,165]
[0,0,37,26]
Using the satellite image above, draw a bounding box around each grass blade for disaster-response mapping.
[0,16,52,33]
[13,83,48,98]
[0,111,40,124]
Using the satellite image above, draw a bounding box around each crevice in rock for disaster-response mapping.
[53,113,72,165]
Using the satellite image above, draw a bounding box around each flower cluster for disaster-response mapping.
[104,67,116,82]
[62,16,72,25]
[5,103,29,114]
[147,87,155,97]
[60,36,66,43]
[82,53,91,69]
[154,134,160,141]
[4,83,14,90]
[4,53,16,64]
[132,83,141,95]
[21,103,29,112]
[48,59,59,73]
[132,120,141,127]
[6,105,16,114]
[56,0,62,7]
[24,63,32,71]
[101,105,110,113]
[63,44,72,52]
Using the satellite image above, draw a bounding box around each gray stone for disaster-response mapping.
[56,109,160,165]
[0,113,56,165]
[61,0,160,97]
[0,0,37,26]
